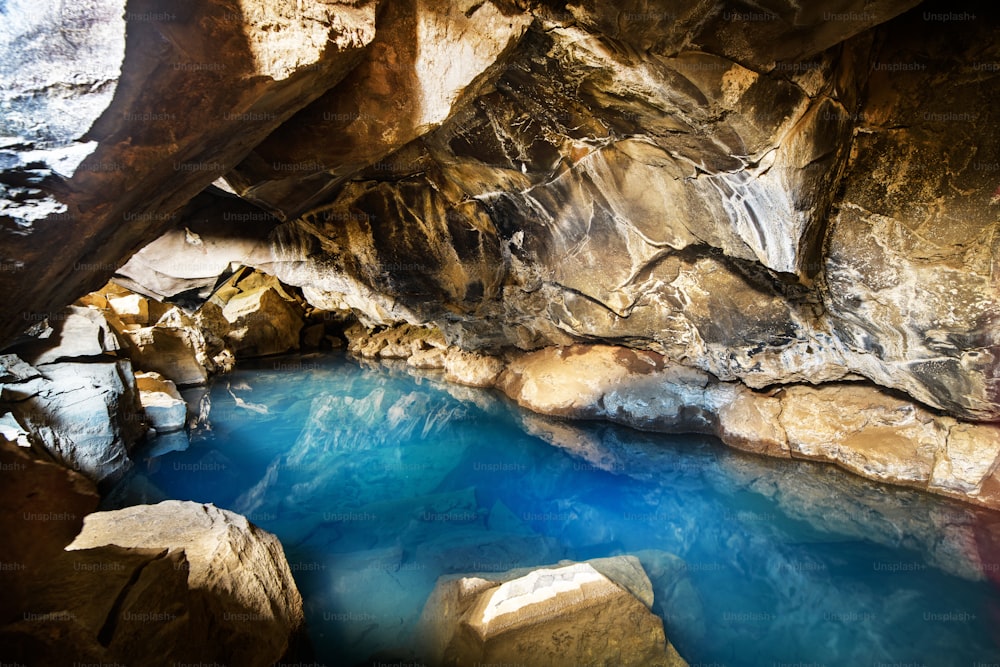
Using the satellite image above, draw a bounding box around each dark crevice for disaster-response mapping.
[96,548,171,647]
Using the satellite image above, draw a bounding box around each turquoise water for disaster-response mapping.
[109,352,1000,666]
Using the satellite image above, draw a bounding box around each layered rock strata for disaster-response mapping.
[1,0,998,530]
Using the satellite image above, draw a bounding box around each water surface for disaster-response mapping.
[110,352,1000,666]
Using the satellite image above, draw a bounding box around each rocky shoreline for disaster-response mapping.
[2,0,999,664]
[346,322,1000,513]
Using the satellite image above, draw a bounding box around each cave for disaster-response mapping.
[1,0,1000,665]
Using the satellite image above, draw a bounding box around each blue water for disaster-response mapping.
[109,352,1000,666]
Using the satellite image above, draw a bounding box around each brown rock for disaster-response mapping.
[0,0,378,346]
[121,323,209,387]
[0,438,99,621]
[67,500,305,666]
[228,0,532,217]
[417,557,687,667]
[219,283,304,358]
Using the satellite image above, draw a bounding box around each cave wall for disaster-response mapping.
[206,1,999,421]
[2,1,999,426]
[0,0,378,345]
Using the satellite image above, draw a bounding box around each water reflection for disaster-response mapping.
[109,352,1000,666]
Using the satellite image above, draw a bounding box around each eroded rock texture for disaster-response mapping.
[2,2,999,508]
[0,497,305,666]
[0,0,378,344]
[204,1,999,423]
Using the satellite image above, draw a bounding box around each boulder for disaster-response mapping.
[121,321,209,387]
[220,283,303,358]
[66,500,305,666]
[0,357,144,485]
[136,371,186,433]
[443,348,503,388]
[106,292,150,325]
[417,556,688,667]
[193,269,305,359]
[7,306,122,365]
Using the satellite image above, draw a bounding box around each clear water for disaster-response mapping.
[109,352,1000,666]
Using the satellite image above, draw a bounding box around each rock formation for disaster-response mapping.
[1,5,1000,663]
[342,325,1000,510]
[417,556,688,667]
[0,330,145,486]
[0,0,379,345]
[3,0,981,427]
[136,371,187,433]
[1,500,304,666]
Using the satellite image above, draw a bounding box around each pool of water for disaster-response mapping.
[108,352,1000,666]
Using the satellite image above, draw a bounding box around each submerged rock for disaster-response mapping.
[417,556,688,667]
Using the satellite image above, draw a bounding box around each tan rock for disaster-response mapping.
[107,293,149,326]
[346,322,449,360]
[229,0,532,215]
[493,344,1000,510]
[220,285,303,358]
[135,371,187,433]
[931,423,1000,495]
[443,347,503,387]
[716,389,790,457]
[4,498,305,666]
[417,558,687,667]
[408,346,448,369]
[301,323,325,349]
[122,324,209,387]
[499,345,668,417]
[778,384,943,485]
[67,500,304,665]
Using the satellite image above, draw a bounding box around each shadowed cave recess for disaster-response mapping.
[1,0,999,665]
